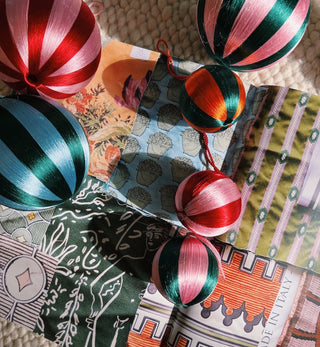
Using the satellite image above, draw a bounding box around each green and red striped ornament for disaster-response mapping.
[197,0,311,71]
[0,95,90,210]
[156,40,246,133]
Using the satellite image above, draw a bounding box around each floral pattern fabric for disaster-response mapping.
[62,40,159,183]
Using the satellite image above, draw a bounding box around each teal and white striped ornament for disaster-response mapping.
[0,95,90,210]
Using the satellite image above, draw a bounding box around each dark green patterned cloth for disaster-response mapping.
[34,177,174,346]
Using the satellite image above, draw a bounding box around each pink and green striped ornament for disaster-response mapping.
[152,234,223,307]
[197,0,311,71]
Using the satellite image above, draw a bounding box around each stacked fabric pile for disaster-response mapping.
[1,0,320,346]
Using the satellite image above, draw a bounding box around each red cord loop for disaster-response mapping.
[156,40,219,172]
[201,132,221,172]
[156,39,188,81]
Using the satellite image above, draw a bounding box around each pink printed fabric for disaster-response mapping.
[220,86,320,274]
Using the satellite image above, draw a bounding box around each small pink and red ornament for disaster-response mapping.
[175,169,242,238]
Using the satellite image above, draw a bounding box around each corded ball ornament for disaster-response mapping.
[0,0,101,99]
[152,233,224,307]
[156,40,246,133]
[197,0,311,71]
[0,95,90,210]
[179,65,246,133]
[175,170,242,237]
[175,133,242,238]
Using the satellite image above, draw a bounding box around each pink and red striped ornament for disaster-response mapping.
[175,170,242,237]
[0,0,101,99]
[152,233,223,307]
[197,0,311,71]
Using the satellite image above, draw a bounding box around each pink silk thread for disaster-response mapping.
[178,236,210,304]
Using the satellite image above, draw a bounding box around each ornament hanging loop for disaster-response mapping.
[24,73,42,88]
[89,1,104,16]
[200,132,221,173]
[156,39,188,81]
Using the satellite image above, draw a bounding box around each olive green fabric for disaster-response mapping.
[220,87,320,273]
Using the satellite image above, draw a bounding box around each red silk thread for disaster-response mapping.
[0,0,101,99]
[175,170,242,237]
[201,132,221,172]
[156,39,188,81]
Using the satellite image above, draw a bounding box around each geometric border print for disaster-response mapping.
[128,244,288,347]
[128,283,174,347]
[0,234,58,330]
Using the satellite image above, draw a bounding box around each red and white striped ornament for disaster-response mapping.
[175,170,242,237]
[0,0,101,99]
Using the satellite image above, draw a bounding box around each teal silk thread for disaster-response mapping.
[0,95,90,210]
[157,235,219,307]
[197,0,311,71]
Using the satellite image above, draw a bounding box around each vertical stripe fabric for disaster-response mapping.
[0,0,101,99]
[197,0,311,71]
[220,87,320,274]
[0,95,90,210]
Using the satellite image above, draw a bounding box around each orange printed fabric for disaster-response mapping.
[62,41,159,182]
[127,243,303,346]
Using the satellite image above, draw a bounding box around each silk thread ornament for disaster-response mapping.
[197,0,311,71]
[0,95,90,210]
[152,233,224,307]
[175,133,242,237]
[157,40,246,133]
[0,0,101,99]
